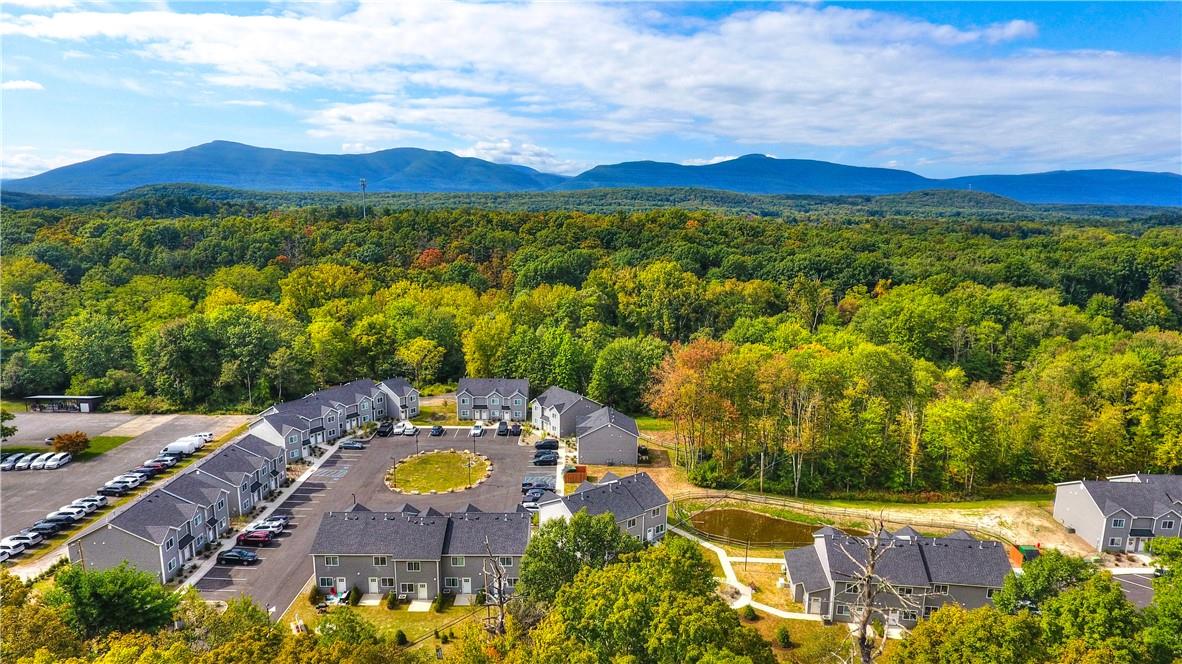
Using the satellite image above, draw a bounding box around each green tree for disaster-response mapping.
[587,336,669,413]
[994,549,1094,614]
[46,562,180,638]
[517,510,644,603]
[462,314,512,378]
[55,311,134,380]
[138,316,220,407]
[1039,573,1142,652]
[397,337,446,386]
[210,306,280,406]
[0,409,16,441]
[315,606,379,647]
[1143,538,1182,662]
[884,605,1044,664]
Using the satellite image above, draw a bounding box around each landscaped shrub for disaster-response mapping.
[441,634,450,644]
[347,586,361,606]
[775,625,792,648]
[395,629,408,646]
[386,592,399,610]
[474,589,486,606]
[307,584,324,606]
[52,431,91,455]
[741,604,758,621]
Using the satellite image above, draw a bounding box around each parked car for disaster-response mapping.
[376,421,394,437]
[15,454,40,470]
[64,500,97,515]
[390,421,407,435]
[532,455,559,466]
[496,421,509,436]
[509,423,522,436]
[193,432,215,443]
[521,479,554,493]
[27,520,64,535]
[74,495,108,509]
[339,440,367,450]
[141,460,170,471]
[217,548,260,565]
[236,530,275,546]
[469,424,484,437]
[245,520,285,534]
[97,484,131,497]
[174,435,207,449]
[534,439,559,451]
[1,454,28,471]
[0,550,9,563]
[131,465,164,478]
[44,510,83,523]
[402,424,419,436]
[148,456,178,468]
[112,473,146,487]
[29,452,57,470]
[259,514,291,527]
[0,543,26,558]
[44,452,72,469]
[160,441,198,457]
[430,425,445,437]
[3,532,43,549]
[521,500,540,511]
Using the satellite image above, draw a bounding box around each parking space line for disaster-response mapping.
[1120,576,1154,590]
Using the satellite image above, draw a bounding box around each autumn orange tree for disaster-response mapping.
[52,431,90,455]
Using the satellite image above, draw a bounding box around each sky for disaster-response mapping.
[2,1,1180,179]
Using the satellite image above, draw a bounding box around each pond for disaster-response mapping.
[690,508,865,546]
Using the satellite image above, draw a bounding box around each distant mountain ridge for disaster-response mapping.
[4,141,1179,205]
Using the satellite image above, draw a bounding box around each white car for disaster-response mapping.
[402,425,419,436]
[58,503,93,517]
[0,543,26,558]
[44,452,72,469]
[29,452,57,470]
[246,521,285,534]
[112,473,146,486]
[469,424,484,437]
[0,549,9,563]
[15,454,39,470]
[45,509,83,523]
[193,432,215,442]
[390,421,407,435]
[3,532,43,548]
[75,495,108,509]
[67,499,98,514]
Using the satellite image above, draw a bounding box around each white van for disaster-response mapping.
[173,435,207,449]
[161,440,199,456]
[44,452,72,469]
[29,453,56,470]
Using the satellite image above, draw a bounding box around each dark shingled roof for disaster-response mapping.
[109,490,198,544]
[444,512,531,556]
[576,406,639,437]
[311,511,448,558]
[559,472,668,522]
[1077,479,1182,518]
[198,445,266,486]
[823,531,931,587]
[534,386,602,418]
[893,526,922,539]
[785,545,829,593]
[160,472,228,507]
[379,377,416,397]
[458,378,529,397]
[920,536,1012,587]
[945,530,975,540]
[232,434,283,460]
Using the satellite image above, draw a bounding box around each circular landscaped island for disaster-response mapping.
[386,450,491,494]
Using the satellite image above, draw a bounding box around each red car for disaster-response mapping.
[236,530,275,546]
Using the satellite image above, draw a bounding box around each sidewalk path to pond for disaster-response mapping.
[670,526,820,622]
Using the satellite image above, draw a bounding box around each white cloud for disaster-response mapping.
[681,155,738,166]
[0,2,1177,173]
[1,145,105,178]
[2,79,45,91]
[223,99,266,107]
[457,139,585,174]
[340,142,377,154]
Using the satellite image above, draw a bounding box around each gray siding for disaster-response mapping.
[457,391,527,422]
[68,525,169,582]
[617,503,668,542]
[440,554,522,594]
[1053,483,1107,551]
[578,424,638,466]
[312,554,442,599]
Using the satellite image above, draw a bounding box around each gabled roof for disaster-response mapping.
[559,472,668,522]
[533,386,601,418]
[311,511,449,558]
[268,379,385,420]
[945,530,975,540]
[262,412,310,436]
[458,378,529,397]
[822,531,931,587]
[444,512,531,556]
[576,406,639,437]
[198,445,266,486]
[920,536,1012,587]
[785,545,829,593]
[600,471,620,483]
[232,434,283,460]
[893,526,921,539]
[1076,479,1182,518]
[160,472,228,507]
[109,490,198,545]
[379,376,417,397]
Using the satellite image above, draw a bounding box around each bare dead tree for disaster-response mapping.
[482,537,510,635]
[830,519,925,664]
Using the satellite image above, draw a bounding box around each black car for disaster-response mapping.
[217,548,260,565]
[496,421,509,436]
[376,421,394,437]
[509,423,522,436]
[523,488,545,502]
[131,465,163,478]
[430,425,445,437]
[339,440,367,450]
[27,521,64,535]
[532,456,559,466]
[534,439,559,451]
[97,484,131,497]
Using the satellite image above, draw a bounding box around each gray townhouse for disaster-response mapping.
[309,504,530,601]
[530,386,602,438]
[159,472,232,549]
[68,488,222,583]
[457,378,529,422]
[251,378,420,460]
[192,445,270,517]
[538,472,669,542]
[231,434,287,493]
[784,526,1013,628]
[575,406,639,466]
[1053,473,1182,553]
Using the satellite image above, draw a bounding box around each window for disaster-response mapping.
[407,561,421,572]
[491,397,500,406]
[241,481,249,492]
[499,557,513,567]
[513,411,522,418]
[924,606,936,618]
[217,499,225,510]
[288,435,298,445]
[461,410,470,419]
[444,577,459,588]
[655,524,666,535]
[450,556,465,567]
[513,398,522,406]
[508,577,518,586]
[400,583,415,594]
[380,577,395,588]
[841,582,859,594]
[361,402,369,410]
[898,587,914,596]
[193,516,201,528]
[328,414,335,422]
[933,584,949,594]
[167,558,176,572]
[902,610,918,621]
[835,605,850,616]
[627,518,637,528]
[373,556,388,567]
[461,397,470,405]
[410,394,417,402]
[1112,518,1126,529]
[1162,520,1176,530]
[987,588,997,599]
[1109,537,1123,547]
[377,395,384,403]
[651,508,660,517]
[289,450,300,460]
[324,556,340,567]
[319,577,334,587]
[166,537,175,549]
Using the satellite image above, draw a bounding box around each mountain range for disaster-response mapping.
[4,141,1179,206]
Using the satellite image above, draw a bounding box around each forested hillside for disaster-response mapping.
[3,200,1182,495]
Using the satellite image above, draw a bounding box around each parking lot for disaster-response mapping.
[1115,572,1156,608]
[1,413,249,539]
[193,426,553,616]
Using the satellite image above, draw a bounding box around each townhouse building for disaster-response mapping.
[456,378,529,422]
[1053,473,1182,553]
[575,406,639,466]
[784,526,1013,628]
[309,504,530,601]
[192,445,271,517]
[530,386,602,438]
[538,472,668,542]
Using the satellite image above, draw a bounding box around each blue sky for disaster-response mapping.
[2,1,1179,179]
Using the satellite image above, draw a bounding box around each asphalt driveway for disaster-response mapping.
[193,427,543,616]
[1114,572,1156,608]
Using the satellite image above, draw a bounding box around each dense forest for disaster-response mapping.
[3,193,1182,495]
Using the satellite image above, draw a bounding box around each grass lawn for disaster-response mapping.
[1,400,26,412]
[0,435,132,461]
[635,416,673,433]
[284,596,481,644]
[745,614,852,663]
[412,402,461,426]
[390,450,489,493]
[734,563,802,612]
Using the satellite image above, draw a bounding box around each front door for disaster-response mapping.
[462,578,472,593]
[416,583,428,600]
[809,597,821,614]
[646,527,655,541]
[336,577,347,594]
[368,577,380,593]
[887,609,900,626]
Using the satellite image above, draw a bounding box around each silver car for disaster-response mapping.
[30,452,57,470]
[15,453,40,470]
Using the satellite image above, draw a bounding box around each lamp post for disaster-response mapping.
[389,455,397,489]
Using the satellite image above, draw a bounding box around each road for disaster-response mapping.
[1,413,249,539]
[192,427,544,618]
[1114,572,1156,608]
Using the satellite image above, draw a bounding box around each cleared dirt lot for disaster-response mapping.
[1,413,249,538]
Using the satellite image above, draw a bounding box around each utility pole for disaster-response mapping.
[359,178,368,219]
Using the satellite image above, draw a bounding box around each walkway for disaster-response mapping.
[670,526,820,622]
